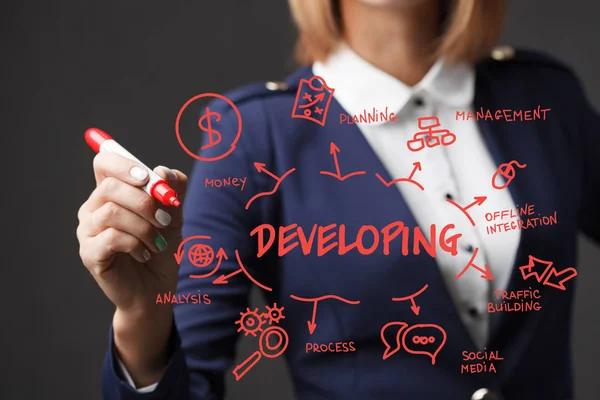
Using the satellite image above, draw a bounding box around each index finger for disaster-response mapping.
[92,151,150,187]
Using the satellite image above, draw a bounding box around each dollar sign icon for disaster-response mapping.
[198,106,222,150]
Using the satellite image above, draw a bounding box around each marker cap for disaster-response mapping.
[151,181,181,207]
[84,128,113,153]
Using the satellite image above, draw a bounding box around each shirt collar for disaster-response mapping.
[312,43,475,125]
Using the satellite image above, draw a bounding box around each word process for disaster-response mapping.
[250,222,462,258]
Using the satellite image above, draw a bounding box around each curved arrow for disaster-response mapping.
[446,196,487,226]
[174,235,211,264]
[319,142,366,181]
[289,294,360,334]
[375,172,424,191]
[392,284,429,315]
[190,248,227,279]
[455,247,494,280]
[245,167,296,210]
[298,92,325,109]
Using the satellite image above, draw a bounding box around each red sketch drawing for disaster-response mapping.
[174,235,225,279]
[233,304,289,381]
[392,284,429,315]
[319,142,366,181]
[406,117,456,152]
[198,106,222,150]
[519,255,577,291]
[291,76,335,126]
[455,247,494,281]
[492,160,527,190]
[519,255,554,283]
[188,244,214,267]
[375,161,424,191]
[543,267,578,291]
[446,195,487,226]
[289,294,361,334]
[175,93,242,162]
[380,322,447,365]
[212,249,273,292]
[245,162,296,210]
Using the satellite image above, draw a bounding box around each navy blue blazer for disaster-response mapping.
[101,49,600,400]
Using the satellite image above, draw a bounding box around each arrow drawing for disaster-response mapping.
[519,255,577,291]
[455,247,494,281]
[245,163,296,210]
[298,92,326,109]
[446,196,487,226]
[289,294,360,334]
[212,250,273,292]
[320,142,366,181]
[519,255,554,283]
[542,267,578,291]
[212,268,242,284]
[392,284,429,316]
[375,162,424,191]
[174,235,211,264]
[308,302,318,334]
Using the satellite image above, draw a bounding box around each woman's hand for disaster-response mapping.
[76,151,187,385]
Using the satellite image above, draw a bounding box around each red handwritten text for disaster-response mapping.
[305,342,356,353]
[456,106,551,122]
[484,203,557,235]
[205,177,247,191]
[250,222,461,258]
[461,349,503,374]
[339,107,397,124]
[156,290,211,305]
[488,288,542,313]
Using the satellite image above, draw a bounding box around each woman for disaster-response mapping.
[76,0,600,399]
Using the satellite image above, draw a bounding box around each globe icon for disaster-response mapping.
[188,243,215,267]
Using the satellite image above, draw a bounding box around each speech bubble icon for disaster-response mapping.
[402,324,446,365]
[380,322,408,360]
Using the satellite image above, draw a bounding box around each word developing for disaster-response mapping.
[250,222,462,258]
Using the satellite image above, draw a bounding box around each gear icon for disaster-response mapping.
[263,303,285,325]
[235,307,266,337]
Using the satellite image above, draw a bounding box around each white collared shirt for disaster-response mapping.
[314,44,520,348]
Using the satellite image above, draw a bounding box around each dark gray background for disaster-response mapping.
[2,1,599,399]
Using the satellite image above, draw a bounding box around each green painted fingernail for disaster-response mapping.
[155,235,168,251]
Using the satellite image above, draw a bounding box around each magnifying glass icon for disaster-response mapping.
[233,326,289,381]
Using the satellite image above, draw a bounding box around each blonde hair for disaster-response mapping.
[288,0,506,65]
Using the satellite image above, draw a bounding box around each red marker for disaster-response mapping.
[84,128,180,207]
